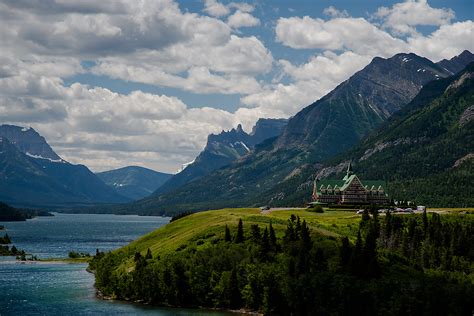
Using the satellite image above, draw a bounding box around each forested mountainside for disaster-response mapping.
[110,51,473,215]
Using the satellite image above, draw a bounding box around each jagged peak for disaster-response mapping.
[459,50,473,58]
[0,124,62,161]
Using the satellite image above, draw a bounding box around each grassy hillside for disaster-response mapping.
[123,208,360,258]
[90,208,473,314]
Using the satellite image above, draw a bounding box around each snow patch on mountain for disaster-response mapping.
[26,152,66,163]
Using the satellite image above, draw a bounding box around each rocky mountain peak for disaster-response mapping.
[0,125,61,161]
[437,50,474,75]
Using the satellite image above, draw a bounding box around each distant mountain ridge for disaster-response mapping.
[117,50,474,215]
[437,50,474,75]
[0,125,129,208]
[153,118,288,195]
[97,166,172,200]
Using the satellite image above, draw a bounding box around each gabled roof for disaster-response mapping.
[316,174,387,194]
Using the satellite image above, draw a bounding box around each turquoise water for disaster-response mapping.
[0,213,229,315]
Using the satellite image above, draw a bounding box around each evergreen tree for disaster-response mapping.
[422,208,428,234]
[228,268,241,308]
[300,220,312,251]
[269,222,277,250]
[235,219,244,243]
[145,248,152,260]
[340,236,351,270]
[284,216,297,242]
[225,225,231,242]
[250,224,261,241]
[259,227,270,261]
[350,230,363,275]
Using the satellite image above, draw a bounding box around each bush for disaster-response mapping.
[308,205,324,213]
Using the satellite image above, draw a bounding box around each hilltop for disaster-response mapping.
[89,208,474,314]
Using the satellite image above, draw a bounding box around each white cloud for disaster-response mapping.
[0,0,472,173]
[203,0,230,17]
[407,21,474,61]
[323,6,349,18]
[227,10,260,28]
[91,35,271,94]
[240,51,372,121]
[229,2,255,13]
[275,16,408,57]
[374,0,455,35]
[0,68,241,172]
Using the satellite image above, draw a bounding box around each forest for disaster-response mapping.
[90,210,473,315]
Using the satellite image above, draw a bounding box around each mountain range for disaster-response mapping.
[1,51,472,213]
[0,125,129,208]
[113,50,474,215]
[153,118,288,195]
[96,166,172,200]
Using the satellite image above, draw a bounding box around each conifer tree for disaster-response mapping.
[422,208,428,234]
[260,227,270,261]
[284,216,297,242]
[268,222,278,251]
[350,229,363,275]
[300,220,312,251]
[225,225,231,242]
[250,224,261,241]
[235,219,244,243]
[145,248,152,260]
[340,236,351,269]
[228,268,241,308]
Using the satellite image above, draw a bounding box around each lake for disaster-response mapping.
[0,213,231,315]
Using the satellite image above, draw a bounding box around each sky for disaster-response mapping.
[0,0,473,173]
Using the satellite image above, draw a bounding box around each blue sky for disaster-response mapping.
[63,0,474,112]
[0,0,472,172]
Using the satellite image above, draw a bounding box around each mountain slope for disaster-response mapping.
[322,63,474,206]
[121,52,469,215]
[273,62,474,207]
[96,166,172,200]
[87,51,473,216]
[0,125,61,160]
[437,50,474,75]
[0,126,129,208]
[153,118,287,195]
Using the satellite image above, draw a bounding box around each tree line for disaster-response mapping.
[90,211,473,315]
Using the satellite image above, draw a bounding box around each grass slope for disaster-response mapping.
[120,209,361,260]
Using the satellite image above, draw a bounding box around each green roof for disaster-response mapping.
[316,175,387,194]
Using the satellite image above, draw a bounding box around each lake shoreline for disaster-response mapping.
[93,285,261,316]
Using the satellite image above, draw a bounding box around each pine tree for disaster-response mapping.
[228,268,241,308]
[350,229,363,275]
[145,248,152,259]
[269,222,277,248]
[284,216,297,242]
[250,224,261,241]
[422,208,428,235]
[3,233,11,244]
[300,220,312,251]
[225,225,231,242]
[295,216,302,238]
[259,227,270,261]
[340,236,351,270]
[235,219,244,243]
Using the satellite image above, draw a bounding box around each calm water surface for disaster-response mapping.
[0,213,230,315]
